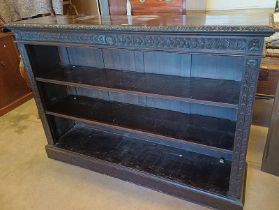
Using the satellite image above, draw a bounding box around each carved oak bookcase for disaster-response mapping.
[6,15,273,210]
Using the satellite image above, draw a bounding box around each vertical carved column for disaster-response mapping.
[229,57,261,198]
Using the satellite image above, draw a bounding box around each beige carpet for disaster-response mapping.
[0,99,278,210]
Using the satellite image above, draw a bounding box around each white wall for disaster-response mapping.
[187,0,206,10]
[207,0,276,10]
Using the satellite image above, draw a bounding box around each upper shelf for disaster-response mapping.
[5,14,274,35]
[36,65,241,109]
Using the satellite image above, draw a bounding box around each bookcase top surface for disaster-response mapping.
[6,14,274,35]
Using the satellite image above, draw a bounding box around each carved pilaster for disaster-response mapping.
[229,57,261,198]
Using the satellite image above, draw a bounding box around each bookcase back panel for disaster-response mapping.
[59,47,104,68]
[26,45,60,77]
[40,83,236,151]
[74,87,237,121]
[40,83,237,121]
[62,47,244,81]
[25,44,241,123]
[102,49,146,72]
[142,51,191,77]
[192,55,244,81]
[61,47,192,77]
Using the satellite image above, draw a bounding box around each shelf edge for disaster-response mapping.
[36,77,239,109]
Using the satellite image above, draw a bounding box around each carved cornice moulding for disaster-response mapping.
[5,23,275,35]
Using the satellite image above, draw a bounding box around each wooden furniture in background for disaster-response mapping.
[6,14,273,210]
[130,0,186,15]
[105,0,187,16]
[108,0,127,15]
[0,32,31,116]
[63,0,79,15]
[262,81,279,176]
[0,18,4,29]
[71,0,99,16]
[258,57,279,96]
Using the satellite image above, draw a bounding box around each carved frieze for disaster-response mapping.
[13,31,264,54]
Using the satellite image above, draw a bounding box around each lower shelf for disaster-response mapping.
[55,123,231,196]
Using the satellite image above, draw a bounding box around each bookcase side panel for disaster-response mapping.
[17,43,55,145]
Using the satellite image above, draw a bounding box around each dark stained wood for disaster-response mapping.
[28,44,239,120]
[5,14,273,32]
[16,43,56,145]
[6,15,273,210]
[46,145,243,210]
[0,33,12,39]
[25,44,61,77]
[45,95,236,150]
[56,122,231,195]
[47,112,233,160]
[258,57,279,96]
[0,32,31,116]
[36,65,241,108]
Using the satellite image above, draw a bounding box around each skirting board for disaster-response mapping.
[0,92,32,117]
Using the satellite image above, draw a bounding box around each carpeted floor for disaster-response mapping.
[0,99,278,210]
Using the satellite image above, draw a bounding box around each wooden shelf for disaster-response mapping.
[46,95,236,151]
[55,123,231,196]
[36,65,241,109]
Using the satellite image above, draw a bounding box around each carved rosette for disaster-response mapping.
[14,31,257,53]
[248,39,261,52]
[229,58,260,198]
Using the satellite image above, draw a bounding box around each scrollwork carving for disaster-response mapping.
[15,31,252,53]
[229,58,260,198]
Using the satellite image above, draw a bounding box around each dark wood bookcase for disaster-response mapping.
[6,15,274,210]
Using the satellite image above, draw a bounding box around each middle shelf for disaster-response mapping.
[45,95,236,153]
[36,65,241,109]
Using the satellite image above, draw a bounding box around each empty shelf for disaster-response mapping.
[36,65,241,108]
[46,95,236,151]
[56,124,231,196]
